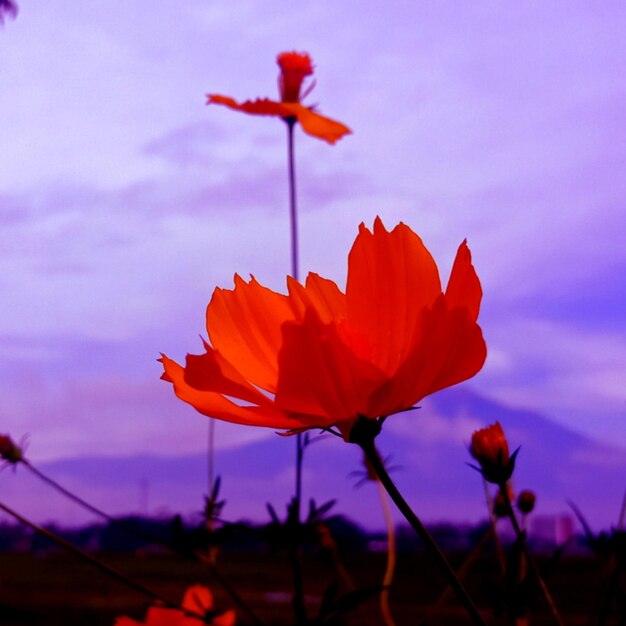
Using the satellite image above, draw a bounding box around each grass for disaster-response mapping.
[0,550,614,625]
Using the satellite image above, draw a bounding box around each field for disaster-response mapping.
[0,551,613,625]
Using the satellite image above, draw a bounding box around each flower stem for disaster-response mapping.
[358,438,487,626]
[498,481,564,626]
[286,117,299,283]
[208,418,215,496]
[483,478,506,575]
[285,115,307,626]
[375,477,398,626]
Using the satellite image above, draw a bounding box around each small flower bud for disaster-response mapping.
[470,422,517,484]
[517,489,536,514]
[277,51,313,102]
[0,434,23,464]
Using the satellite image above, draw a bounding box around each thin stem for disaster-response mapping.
[483,478,506,575]
[434,526,493,608]
[359,439,487,626]
[288,540,308,625]
[0,501,200,618]
[286,118,299,283]
[375,477,397,626]
[23,459,119,523]
[286,117,303,514]
[21,458,264,626]
[208,419,215,495]
[498,482,564,626]
[285,116,307,626]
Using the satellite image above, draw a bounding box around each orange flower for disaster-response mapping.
[470,422,517,484]
[161,218,486,441]
[207,51,351,144]
[115,584,235,626]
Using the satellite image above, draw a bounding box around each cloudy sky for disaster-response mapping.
[1,1,625,464]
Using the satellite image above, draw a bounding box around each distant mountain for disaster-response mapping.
[1,388,623,531]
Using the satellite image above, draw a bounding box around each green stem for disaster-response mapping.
[498,482,563,626]
[359,438,487,625]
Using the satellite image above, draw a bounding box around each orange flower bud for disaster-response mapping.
[470,422,517,484]
[0,434,23,465]
[517,489,536,514]
[277,51,313,102]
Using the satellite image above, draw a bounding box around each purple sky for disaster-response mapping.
[1,1,625,465]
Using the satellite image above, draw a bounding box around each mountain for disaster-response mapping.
[1,388,623,531]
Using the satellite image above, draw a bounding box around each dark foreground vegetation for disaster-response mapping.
[0,515,622,625]
[0,551,616,625]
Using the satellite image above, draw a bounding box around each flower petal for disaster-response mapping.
[367,297,486,415]
[445,240,482,322]
[184,343,274,408]
[160,354,299,429]
[287,273,346,323]
[346,217,442,375]
[207,95,351,144]
[275,309,385,431]
[206,275,296,393]
[182,585,214,615]
[208,94,292,117]
[213,611,237,626]
[279,103,352,144]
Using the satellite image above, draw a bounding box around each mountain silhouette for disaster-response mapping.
[2,387,623,531]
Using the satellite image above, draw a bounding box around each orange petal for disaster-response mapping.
[346,217,442,375]
[207,95,351,144]
[114,618,143,626]
[144,606,184,626]
[213,610,237,626]
[368,297,486,414]
[445,240,482,322]
[160,354,300,430]
[287,273,346,323]
[182,584,213,612]
[184,344,274,408]
[279,103,352,144]
[207,94,293,117]
[275,309,385,427]
[206,275,296,393]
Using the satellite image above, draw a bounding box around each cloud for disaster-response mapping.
[477,317,626,444]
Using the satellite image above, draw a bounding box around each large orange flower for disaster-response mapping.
[115,584,235,626]
[207,51,351,144]
[161,218,486,441]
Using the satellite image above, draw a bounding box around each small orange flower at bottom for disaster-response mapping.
[161,218,487,442]
[115,585,235,626]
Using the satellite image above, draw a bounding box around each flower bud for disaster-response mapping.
[277,51,313,102]
[470,422,517,484]
[517,489,536,514]
[0,434,23,464]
